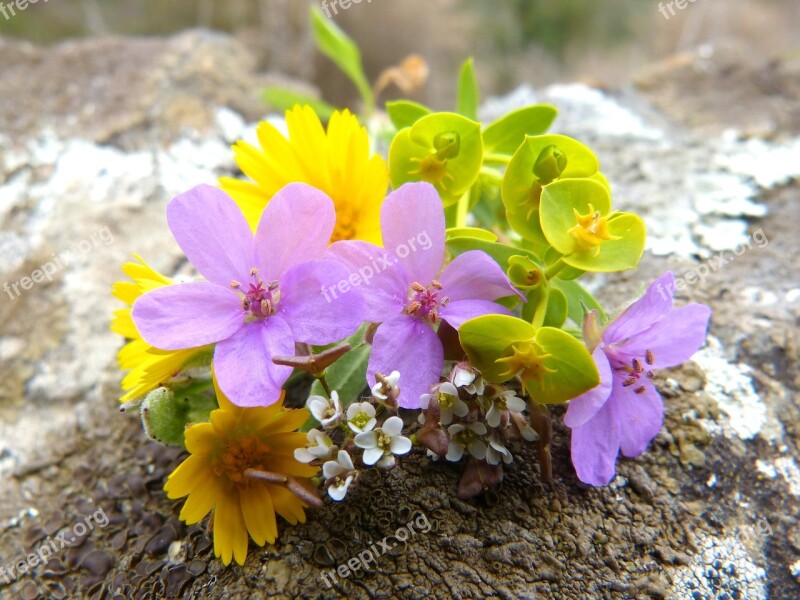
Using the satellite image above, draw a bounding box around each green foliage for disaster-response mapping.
[457,58,480,120]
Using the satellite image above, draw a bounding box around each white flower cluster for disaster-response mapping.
[295,371,411,502]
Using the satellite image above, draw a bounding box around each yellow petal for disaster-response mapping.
[240,482,275,546]
[214,488,249,566]
[164,455,210,499]
[264,483,306,525]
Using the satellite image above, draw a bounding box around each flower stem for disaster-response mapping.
[544,259,566,279]
[483,153,512,165]
[455,188,471,229]
[315,372,333,397]
[527,398,553,483]
[531,285,550,329]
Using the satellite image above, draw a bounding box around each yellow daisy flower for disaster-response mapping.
[220,105,389,244]
[164,376,320,566]
[111,255,209,402]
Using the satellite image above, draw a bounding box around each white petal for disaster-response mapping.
[346,403,360,419]
[362,446,385,466]
[448,424,465,436]
[294,448,316,463]
[323,460,344,479]
[363,403,376,417]
[439,382,458,397]
[468,440,487,460]
[354,431,378,449]
[328,476,353,502]
[453,398,469,418]
[390,435,412,455]
[387,371,401,386]
[440,408,453,426]
[419,393,431,409]
[507,396,526,413]
[338,450,355,471]
[364,417,377,432]
[453,366,475,388]
[469,422,488,435]
[486,448,500,465]
[382,416,404,437]
[446,443,464,462]
[486,404,501,428]
[521,425,539,442]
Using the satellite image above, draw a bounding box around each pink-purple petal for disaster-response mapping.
[325,240,410,323]
[166,185,255,286]
[569,401,620,486]
[367,315,443,409]
[615,303,711,369]
[607,378,664,458]
[438,250,523,302]
[563,348,613,428]
[132,282,244,350]
[603,271,675,346]
[277,259,365,344]
[380,183,445,284]
[213,318,295,407]
[254,183,336,281]
[439,299,512,330]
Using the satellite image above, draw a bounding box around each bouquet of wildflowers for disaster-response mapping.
[111,9,711,566]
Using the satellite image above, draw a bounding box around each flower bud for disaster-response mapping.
[532,144,567,184]
[433,131,461,160]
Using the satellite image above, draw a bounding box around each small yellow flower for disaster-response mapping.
[111,255,208,402]
[220,105,389,243]
[567,204,621,255]
[164,376,319,566]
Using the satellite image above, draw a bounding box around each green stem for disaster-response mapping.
[545,259,566,280]
[531,285,550,329]
[315,372,333,397]
[455,189,471,229]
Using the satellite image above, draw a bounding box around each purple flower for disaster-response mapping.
[326,182,520,408]
[565,272,711,486]
[131,183,364,407]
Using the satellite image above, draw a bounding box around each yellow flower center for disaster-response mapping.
[495,341,557,385]
[376,431,392,451]
[409,155,455,190]
[213,434,271,489]
[567,204,620,255]
[439,392,456,410]
[331,207,359,243]
[350,411,372,430]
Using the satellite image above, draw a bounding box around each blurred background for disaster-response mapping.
[2,0,798,109]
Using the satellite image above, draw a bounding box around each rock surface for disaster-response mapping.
[0,32,798,599]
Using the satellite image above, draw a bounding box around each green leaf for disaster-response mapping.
[458,316,600,404]
[309,325,372,412]
[458,314,536,381]
[447,236,541,272]
[539,179,646,272]
[483,105,558,155]
[386,100,431,129]
[542,287,568,328]
[525,327,599,404]
[457,58,479,119]
[310,6,374,113]
[389,112,483,206]
[539,178,612,253]
[501,134,599,242]
[262,87,336,121]
[445,226,498,242]
[550,278,606,324]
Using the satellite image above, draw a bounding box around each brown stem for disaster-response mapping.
[527,399,553,483]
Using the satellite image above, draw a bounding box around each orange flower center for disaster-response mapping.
[213,434,271,488]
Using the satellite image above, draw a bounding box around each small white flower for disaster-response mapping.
[371,370,400,401]
[322,450,357,501]
[346,401,377,433]
[452,363,485,395]
[354,416,412,468]
[294,429,336,463]
[486,434,513,465]
[421,382,469,426]
[306,391,342,427]
[446,422,487,462]
[520,424,538,442]
[485,388,526,427]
